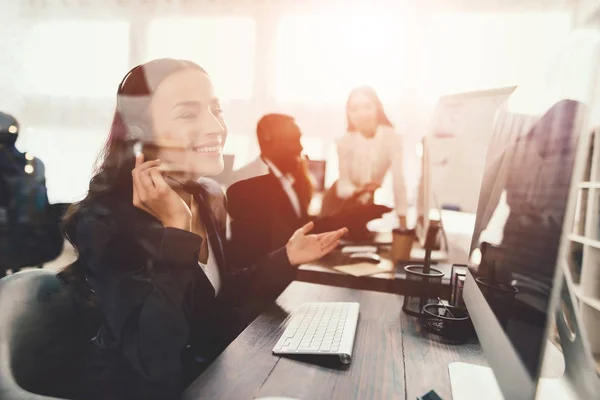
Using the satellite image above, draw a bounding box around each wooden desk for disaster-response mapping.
[297,249,454,298]
[184,282,487,400]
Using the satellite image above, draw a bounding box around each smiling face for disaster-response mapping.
[148,68,226,180]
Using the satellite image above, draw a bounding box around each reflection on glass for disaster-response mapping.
[469,100,583,378]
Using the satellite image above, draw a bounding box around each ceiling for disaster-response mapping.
[391,0,575,12]
[19,0,578,20]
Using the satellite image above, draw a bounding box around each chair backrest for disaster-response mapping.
[0,270,85,400]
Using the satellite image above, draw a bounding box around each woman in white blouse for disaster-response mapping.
[323,86,408,228]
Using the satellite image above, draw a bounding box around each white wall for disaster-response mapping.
[0,0,574,206]
[0,0,25,115]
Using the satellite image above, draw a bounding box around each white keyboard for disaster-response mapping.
[273,302,360,364]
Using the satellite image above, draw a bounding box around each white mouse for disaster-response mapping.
[348,252,381,264]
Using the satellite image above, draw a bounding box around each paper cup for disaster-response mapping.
[392,228,415,263]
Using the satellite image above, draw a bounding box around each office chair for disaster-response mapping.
[0,269,85,400]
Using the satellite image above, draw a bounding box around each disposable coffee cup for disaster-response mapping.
[392,228,415,263]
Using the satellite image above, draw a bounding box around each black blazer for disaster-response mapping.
[65,178,295,400]
[227,173,349,266]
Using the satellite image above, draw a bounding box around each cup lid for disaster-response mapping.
[393,228,415,234]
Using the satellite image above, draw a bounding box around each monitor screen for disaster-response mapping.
[469,99,583,378]
[307,159,326,192]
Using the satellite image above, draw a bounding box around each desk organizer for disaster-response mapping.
[402,219,447,317]
[450,264,468,307]
[421,303,472,344]
[402,265,444,317]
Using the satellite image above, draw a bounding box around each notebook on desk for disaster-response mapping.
[333,262,392,277]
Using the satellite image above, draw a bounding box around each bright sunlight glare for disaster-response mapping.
[275,10,411,104]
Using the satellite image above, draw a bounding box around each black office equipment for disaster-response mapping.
[421,303,472,344]
[453,94,599,399]
[417,389,444,400]
[402,221,445,316]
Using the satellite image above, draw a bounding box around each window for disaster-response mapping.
[147,17,256,101]
[16,127,107,204]
[301,136,327,160]
[223,133,256,168]
[420,12,572,103]
[20,21,129,97]
[275,12,410,104]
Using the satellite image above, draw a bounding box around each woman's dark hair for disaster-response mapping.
[346,85,393,132]
[59,58,206,302]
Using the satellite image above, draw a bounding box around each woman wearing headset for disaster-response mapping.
[60,59,346,400]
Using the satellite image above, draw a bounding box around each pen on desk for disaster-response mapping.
[437,297,455,318]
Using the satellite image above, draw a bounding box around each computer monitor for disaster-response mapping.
[455,97,584,399]
[307,159,326,192]
[451,19,600,399]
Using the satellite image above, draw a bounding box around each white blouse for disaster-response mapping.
[336,125,408,216]
[198,236,221,296]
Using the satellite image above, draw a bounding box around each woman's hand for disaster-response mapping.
[360,182,380,193]
[132,153,192,230]
[398,215,407,229]
[285,222,347,266]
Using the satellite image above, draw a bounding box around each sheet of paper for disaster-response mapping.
[333,263,392,277]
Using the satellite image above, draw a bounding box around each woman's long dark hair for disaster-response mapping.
[346,85,393,132]
[59,58,206,303]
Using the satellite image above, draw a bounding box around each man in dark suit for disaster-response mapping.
[0,112,63,277]
[227,113,390,265]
